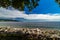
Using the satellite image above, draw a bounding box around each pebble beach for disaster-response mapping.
[0,27,60,40]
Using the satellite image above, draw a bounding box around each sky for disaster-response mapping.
[0,0,60,22]
[25,0,60,14]
[34,0,60,13]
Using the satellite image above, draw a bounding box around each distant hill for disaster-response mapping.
[0,17,18,22]
[0,17,60,22]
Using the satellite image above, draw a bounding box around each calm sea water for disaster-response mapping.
[0,22,60,29]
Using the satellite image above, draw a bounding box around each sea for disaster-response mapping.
[0,22,60,29]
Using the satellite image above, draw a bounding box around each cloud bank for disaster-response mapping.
[0,8,60,21]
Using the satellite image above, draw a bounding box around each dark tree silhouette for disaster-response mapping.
[0,0,40,11]
[0,0,11,8]
[55,0,60,4]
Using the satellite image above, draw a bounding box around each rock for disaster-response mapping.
[51,34,60,38]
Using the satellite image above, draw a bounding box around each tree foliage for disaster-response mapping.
[0,0,40,11]
[55,0,60,4]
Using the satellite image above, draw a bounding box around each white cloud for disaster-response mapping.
[0,7,60,21]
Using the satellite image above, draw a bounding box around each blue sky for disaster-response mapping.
[25,0,60,14]
[0,0,60,22]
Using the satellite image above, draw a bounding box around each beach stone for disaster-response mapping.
[51,34,60,38]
